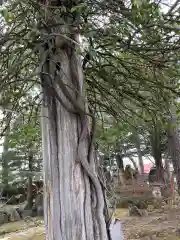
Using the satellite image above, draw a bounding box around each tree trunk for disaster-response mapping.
[26,153,33,209]
[129,156,138,171]
[150,125,163,181]
[116,154,125,186]
[40,2,109,240]
[164,158,170,181]
[1,126,10,188]
[167,106,180,194]
[116,153,124,170]
[133,132,144,174]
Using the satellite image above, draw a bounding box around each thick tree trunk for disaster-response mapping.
[164,158,170,181]
[1,127,10,188]
[26,153,33,209]
[133,132,144,174]
[116,154,125,186]
[41,62,109,240]
[116,153,124,170]
[167,106,180,194]
[150,125,163,181]
[40,3,109,240]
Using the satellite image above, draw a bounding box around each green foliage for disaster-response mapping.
[0,6,13,22]
[0,109,42,186]
[8,122,41,151]
[0,0,179,177]
[71,3,87,13]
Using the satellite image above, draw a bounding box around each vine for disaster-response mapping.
[38,1,109,239]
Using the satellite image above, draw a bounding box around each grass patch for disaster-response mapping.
[114,208,129,218]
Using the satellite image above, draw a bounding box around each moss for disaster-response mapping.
[114,208,129,218]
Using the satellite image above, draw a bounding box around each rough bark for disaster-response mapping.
[150,125,163,181]
[116,153,124,170]
[164,158,170,181]
[129,156,138,171]
[26,153,33,209]
[167,106,180,194]
[40,2,109,240]
[1,125,10,188]
[133,133,144,174]
[116,154,125,186]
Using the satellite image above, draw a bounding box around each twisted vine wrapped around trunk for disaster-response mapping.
[39,1,110,239]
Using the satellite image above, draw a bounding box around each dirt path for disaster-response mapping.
[1,207,180,240]
[0,218,45,240]
[121,207,180,240]
[1,226,44,240]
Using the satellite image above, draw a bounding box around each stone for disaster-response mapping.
[152,186,162,199]
[140,209,148,216]
[129,205,148,217]
[136,201,148,209]
[17,201,27,217]
[0,211,9,224]
[129,205,142,216]
[8,208,21,222]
